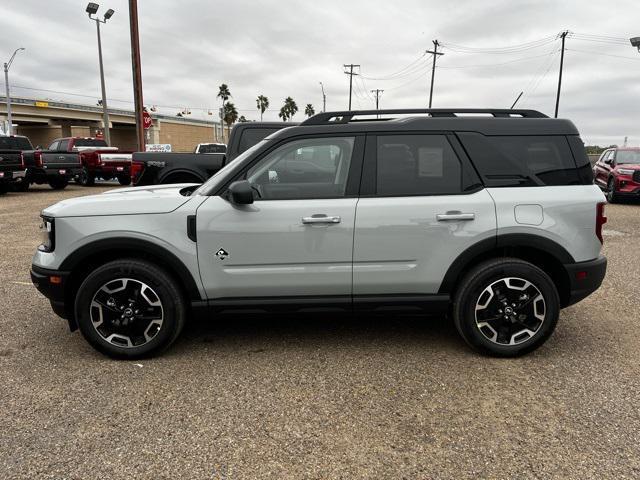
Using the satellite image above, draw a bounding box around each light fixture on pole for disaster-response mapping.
[87,2,114,146]
[3,47,25,136]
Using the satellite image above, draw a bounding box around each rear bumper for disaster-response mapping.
[35,166,82,180]
[0,170,12,182]
[30,265,76,329]
[563,255,607,307]
[97,164,130,175]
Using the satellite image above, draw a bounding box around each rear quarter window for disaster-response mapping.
[458,133,583,187]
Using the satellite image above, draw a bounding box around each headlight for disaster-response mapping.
[618,168,635,175]
[38,216,55,252]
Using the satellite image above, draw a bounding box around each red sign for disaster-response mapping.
[95,130,104,139]
[143,111,152,130]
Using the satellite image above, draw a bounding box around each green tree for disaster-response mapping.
[278,106,288,122]
[304,103,315,118]
[256,95,269,121]
[278,97,298,122]
[217,83,231,140]
[223,102,239,137]
[239,115,248,122]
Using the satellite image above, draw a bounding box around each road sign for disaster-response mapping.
[143,110,152,130]
[145,144,171,152]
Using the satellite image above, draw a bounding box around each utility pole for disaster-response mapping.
[3,48,25,136]
[128,0,145,151]
[343,64,360,110]
[426,40,443,108]
[554,31,568,118]
[371,89,383,110]
[319,82,326,112]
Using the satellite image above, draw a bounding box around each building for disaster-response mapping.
[0,96,224,152]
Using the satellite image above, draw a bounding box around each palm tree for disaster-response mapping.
[239,115,248,122]
[223,102,239,137]
[256,95,269,121]
[217,83,231,140]
[304,104,315,118]
[278,106,288,122]
[284,97,298,121]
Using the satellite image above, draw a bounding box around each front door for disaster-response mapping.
[196,135,364,300]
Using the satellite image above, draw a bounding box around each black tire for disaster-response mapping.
[48,177,68,190]
[74,259,186,359]
[0,183,8,195]
[13,179,30,192]
[606,178,618,203]
[77,167,95,187]
[453,258,560,357]
[117,175,131,186]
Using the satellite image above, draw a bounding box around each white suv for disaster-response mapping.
[31,109,607,359]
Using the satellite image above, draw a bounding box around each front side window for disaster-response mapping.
[375,135,462,196]
[245,137,355,200]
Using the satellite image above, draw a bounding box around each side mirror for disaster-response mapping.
[227,180,254,205]
[604,157,613,165]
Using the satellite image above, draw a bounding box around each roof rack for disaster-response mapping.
[301,108,548,125]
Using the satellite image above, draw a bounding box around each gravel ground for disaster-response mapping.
[1,184,639,479]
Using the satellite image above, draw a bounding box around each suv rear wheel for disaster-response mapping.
[77,167,95,186]
[453,258,560,357]
[74,259,186,359]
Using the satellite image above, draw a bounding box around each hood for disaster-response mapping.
[43,183,199,218]
[616,164,640,170]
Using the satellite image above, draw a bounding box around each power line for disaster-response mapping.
[565,48,640,61]
[360,52,427,80]
[438,49,558,69]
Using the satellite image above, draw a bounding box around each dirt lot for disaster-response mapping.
[1,184,639,479]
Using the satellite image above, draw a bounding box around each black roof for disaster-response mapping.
[266,109,580,139]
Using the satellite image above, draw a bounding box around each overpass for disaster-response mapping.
[0,96,223,152]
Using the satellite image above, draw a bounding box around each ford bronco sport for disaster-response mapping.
[31,109,607,359]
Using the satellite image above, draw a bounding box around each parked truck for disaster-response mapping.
[132,122,289,186]
[0,135,32,194]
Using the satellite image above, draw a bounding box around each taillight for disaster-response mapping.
[34,151,43,167]
[20,153,25,168]
[131,160,144,185]
[596,202,607,244]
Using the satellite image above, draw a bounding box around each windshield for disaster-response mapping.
[616,150,640,164]
[197,144,226,154]
[192,139,268,196]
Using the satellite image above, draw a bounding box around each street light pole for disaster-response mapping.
[87,3,115,146]
[319,82,326,112]
[3,48,25,136]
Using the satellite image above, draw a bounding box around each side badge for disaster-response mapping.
[215,248,229,260]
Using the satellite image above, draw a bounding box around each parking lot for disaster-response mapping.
[0,184,639,479]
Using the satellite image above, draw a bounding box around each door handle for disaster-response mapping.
[302,215,341,224]
[436,212,475,221]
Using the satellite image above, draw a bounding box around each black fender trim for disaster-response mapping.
[438,233,575,294]
[59,237,203,301]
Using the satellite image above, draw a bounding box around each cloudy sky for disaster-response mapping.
[1,0,639,145]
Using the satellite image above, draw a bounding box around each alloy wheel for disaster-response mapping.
[90,278,164,348]
[474,277,546,346]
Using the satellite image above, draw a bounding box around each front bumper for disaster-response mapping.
[563,255,607,307]
[30,265,76,330]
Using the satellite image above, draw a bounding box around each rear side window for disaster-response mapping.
[239,128,279,154]
[458,133,582,186]
[0,136,32,150]
[566,135,594,184]
[48,141,59,150]
[375,135,464,195]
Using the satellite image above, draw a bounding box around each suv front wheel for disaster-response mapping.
[74,259,186,359]
[453,258,560,357]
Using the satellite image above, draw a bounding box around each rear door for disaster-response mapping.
[353,133,496,296]
[196,134,364,300]
[593,149,612,188]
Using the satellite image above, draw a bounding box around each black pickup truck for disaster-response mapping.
[21,138,84,190]
[132,122,290,186]
[0,135,32,194]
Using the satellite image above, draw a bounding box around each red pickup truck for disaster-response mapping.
[68,137,132,186]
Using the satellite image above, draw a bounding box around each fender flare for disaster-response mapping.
[438,233,575,294]
[159,168,206,184]
[59,237,203,300]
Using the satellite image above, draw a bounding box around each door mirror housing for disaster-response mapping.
[227,180,254,204]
